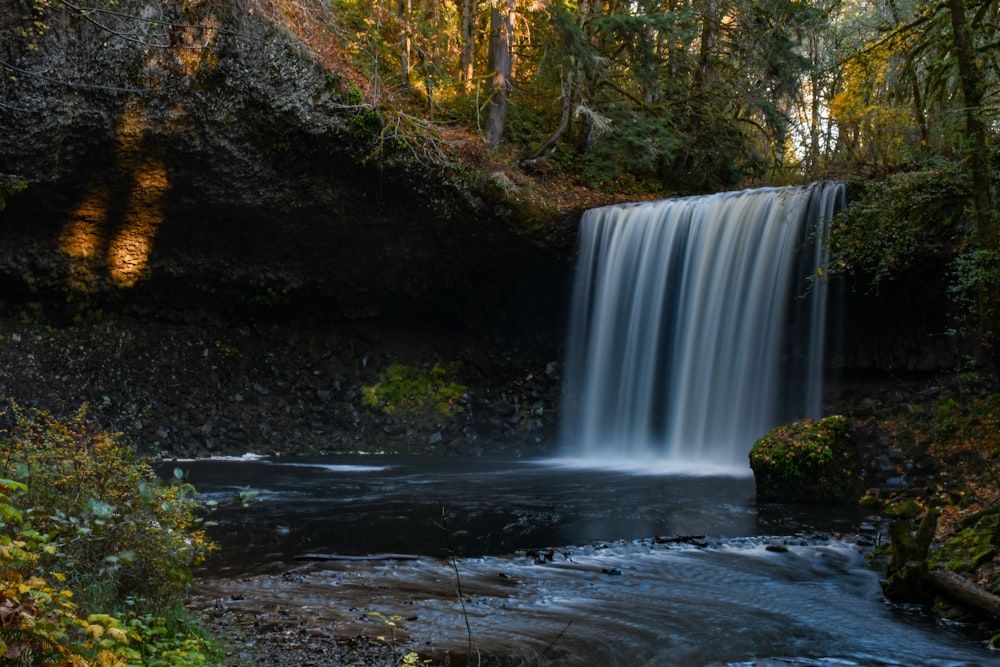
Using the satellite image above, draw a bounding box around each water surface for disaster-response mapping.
[179,454,867,564]
[178,455,994,665]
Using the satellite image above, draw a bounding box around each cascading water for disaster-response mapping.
[560,182,844,469]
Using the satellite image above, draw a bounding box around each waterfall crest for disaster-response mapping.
[560,183,844,470]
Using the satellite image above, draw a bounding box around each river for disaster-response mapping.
[178,455,995,666]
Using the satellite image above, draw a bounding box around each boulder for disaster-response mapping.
[749,415,866,504]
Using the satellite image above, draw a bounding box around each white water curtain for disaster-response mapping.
[561,183,845,468]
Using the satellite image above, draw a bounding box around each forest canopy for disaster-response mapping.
[4,0,997,192]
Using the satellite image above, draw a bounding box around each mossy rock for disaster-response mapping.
[930,513,1000,574]
[749,415,865,504]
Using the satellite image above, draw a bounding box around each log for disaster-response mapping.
[927,569,1000,619]
[293,553,422,562]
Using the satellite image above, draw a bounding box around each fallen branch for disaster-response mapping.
[927,569,1000,619]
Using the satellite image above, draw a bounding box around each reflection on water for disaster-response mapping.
[171,455,868,565]
[175,455,994,665]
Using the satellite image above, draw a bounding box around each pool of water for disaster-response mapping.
[174,454,873,563]
[174,455,996,665]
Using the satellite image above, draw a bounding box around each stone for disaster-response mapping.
[749,415,866,504]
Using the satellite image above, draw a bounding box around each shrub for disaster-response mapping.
[0,403,220,666]
[0,477,133,666]
[1,404,214,607]
[828,160,970,284]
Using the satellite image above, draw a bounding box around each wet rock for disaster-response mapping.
[749,415,866,504]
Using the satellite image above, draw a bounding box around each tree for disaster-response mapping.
[459,0,477,90]
[946,0,998,364]
[485,0,515,146]
[399,0,413,91]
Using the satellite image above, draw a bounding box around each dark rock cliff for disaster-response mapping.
[0,0,574,327]
[0,0,572,456]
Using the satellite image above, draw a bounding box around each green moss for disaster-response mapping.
[884,498,924,519]
[749,415,865,504]
[858,492,882,509]
[0,173,27,210]
[750,416,841,478]
[930,514,1000,574]
[361,362,466,417]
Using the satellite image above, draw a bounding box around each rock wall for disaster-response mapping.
[0,0,573,327]
[831,255,962,373]
[0,0,572,457]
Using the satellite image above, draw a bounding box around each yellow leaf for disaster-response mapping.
[87,624,105,638]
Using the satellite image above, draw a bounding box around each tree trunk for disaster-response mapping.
[459,0,477,92]
[948,0,999,370]
[485,0,514,147]
[698,0,720,88]
[519,69,575,166]
[882,513,938,604]
[399,0,412,92]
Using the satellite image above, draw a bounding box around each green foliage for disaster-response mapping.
[0,403,220,667]
[828,161,972,284]
[0,478,82,666]
[362,362,466,417]
[347,103,384,136]
[570,104,682,193]
[1,404,214,607]
[114,612,218,666]
[950,248,1000,338]
[1,477,219,666]
[346,82,365,106]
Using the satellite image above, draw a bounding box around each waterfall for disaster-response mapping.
[560,182,844,470]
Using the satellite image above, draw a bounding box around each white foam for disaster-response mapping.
[534,456,752,477]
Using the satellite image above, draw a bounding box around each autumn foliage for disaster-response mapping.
[0,404,218,666]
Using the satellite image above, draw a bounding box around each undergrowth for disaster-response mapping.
[0,402,221,666]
